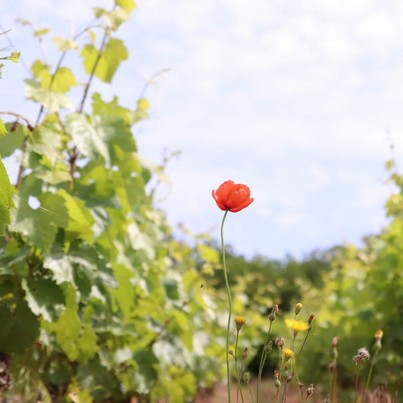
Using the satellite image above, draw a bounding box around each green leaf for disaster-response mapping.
[81,38,128,83]
[53,36,79,52]
[58,189,95,242]
[92,93,131,123]
[0,300,40,353]
[0,118,7,136]
[66,113,109,162]
[0,159,12,235]
[10,51,20,63]
[44,254,74,285]
[93,8,130,30]
[10,202,58,252]
[197,243,219,264]
[45,66,77,93]
[10,191,68,251]
[77,306,98,361]
[31,61,77,93]
[116,0,136,12]
[25,78,73,112]
[66,113,136,164]
[28,125,63,165]
[47,284,81,360]
[109,264,135,318]
[22,278,65,321]
[34,28,50,37]
[0,122,26,157]
[132,98,150,123]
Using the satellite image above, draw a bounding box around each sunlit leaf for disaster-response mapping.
[0,160,12,235]
[116,0,136,12]
[34,28,50,37]
[0,122,25,157]
[80,37,128,83]
[0,118,7,136]
[53,36,79,52]
[25,78,73,112]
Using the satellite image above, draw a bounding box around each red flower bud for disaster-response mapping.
[212,180,254,213]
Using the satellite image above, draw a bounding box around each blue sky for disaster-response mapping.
[2,1,403,258]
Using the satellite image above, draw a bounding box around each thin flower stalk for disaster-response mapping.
[363,330,383,401]
[212,181,254,403]
[220,209,232,403]
[257,305,277,403]
[329,336,339,403]
[233,318,246,403]
[298,314,315,358]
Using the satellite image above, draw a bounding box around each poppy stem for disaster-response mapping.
[221,209,232,403]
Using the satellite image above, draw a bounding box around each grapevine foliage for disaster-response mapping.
[0,2,224,401]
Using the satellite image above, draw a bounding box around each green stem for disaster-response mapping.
[297,329,311,358]
[234,330,243,403]
[353,372,360,403]
[363,349,378,401]
[221,209,232,403]
[256,321,273,403]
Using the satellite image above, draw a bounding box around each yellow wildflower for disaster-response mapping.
[285,319,310,333]
[234,316,246,331]
[283,348,294,362]
[374,329,383,340]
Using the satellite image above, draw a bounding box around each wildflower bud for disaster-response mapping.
[269,305,279,322]
[306,384,315,399]
[241,348,248,361]
[352,347,370,364]
[264,341,273,353]
[308,314,315,325]
[295,303,303,316]
[275,337,285,348]
[229,349,235,358]
[329,360,337,372]
[374,329,383,340]
[234,316,246,331]
[274,370,279,379]
[275,379,281,389]
[243,372,250,384]
[332,336,339,347]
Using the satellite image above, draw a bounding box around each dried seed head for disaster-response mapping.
[242,348,248,361]
[352,347,370,364]
[275,337,285,348]
[306,384,315,399]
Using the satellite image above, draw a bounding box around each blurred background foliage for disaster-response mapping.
[0,1,401,401]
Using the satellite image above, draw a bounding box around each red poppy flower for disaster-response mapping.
[212,180,254,213]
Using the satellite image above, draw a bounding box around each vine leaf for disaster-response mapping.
[25,78,73,112]
[81,38,128,83]
[0,159,12,235]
